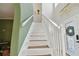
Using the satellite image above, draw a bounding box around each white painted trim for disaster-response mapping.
[60,24,66,56]
[42,14,60,29]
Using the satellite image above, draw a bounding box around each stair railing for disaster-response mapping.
[42,14,66,56]
[22,15,33,27]
[18,15,33,55]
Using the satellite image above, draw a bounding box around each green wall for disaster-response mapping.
[18,3,33,53]
[10,4,20,56]
[21,3,33,22]
[10,3,33,56]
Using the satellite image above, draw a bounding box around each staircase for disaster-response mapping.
[18,22,52,56]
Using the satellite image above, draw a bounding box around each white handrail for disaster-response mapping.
[22,15,33,27]
[42,15,60,29]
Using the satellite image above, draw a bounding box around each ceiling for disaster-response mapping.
[55,3,79,25]
[0,3,14,20]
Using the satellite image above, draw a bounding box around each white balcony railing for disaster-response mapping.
[42,14,66,56]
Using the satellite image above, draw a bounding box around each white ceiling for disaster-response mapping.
[55,3,79,24]
[0,3,14,19]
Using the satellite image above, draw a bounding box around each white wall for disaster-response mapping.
[42,3,53,19]
[33,3,42,22]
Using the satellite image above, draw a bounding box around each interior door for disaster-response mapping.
[0,20,13,42]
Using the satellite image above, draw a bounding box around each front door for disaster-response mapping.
[65,21,76,55]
